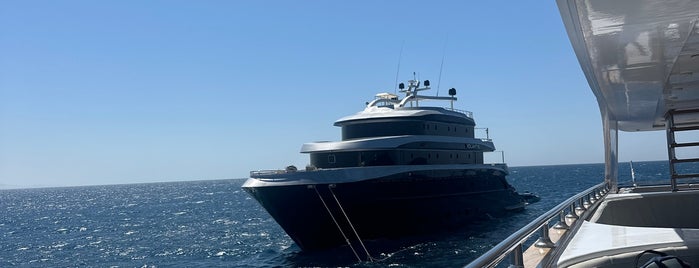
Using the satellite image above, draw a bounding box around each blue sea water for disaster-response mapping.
[0,161,688,267]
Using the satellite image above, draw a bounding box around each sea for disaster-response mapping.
[1,161,693,267]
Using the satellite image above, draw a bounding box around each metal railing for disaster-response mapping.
[449,108,473,119]
[465,182,608,268]
[249,170,287,177]
[485,151,506,164]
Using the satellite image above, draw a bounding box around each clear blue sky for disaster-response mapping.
[0,1,667,187]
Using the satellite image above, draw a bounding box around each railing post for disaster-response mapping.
[553,211,569,230]
[574,199,586,216]
[582,194,591,209]
[565,204,578,225]
[534,222,555,248]
[509,243,524,268]
[589,192,597,203]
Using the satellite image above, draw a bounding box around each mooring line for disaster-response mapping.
[312,185,361,262]
[328,184,373,262]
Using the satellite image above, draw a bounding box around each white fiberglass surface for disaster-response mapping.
[558,0,699,131]
[557,221,699,267]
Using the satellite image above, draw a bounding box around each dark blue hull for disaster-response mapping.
[243,168,526,251]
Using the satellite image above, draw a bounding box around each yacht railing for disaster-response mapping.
[250,168,306,177]
[484,151,505,164]
[448,108,473,118]
[465,182,608,268]
[250,170,285,177]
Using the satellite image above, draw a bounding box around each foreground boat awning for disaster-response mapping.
[557,0,699,131]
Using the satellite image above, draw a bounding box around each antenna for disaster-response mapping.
[394,41,405,94]
[436,35,448,96]
[630,161,637,186]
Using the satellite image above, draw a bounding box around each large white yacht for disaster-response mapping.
[467,0,699,267]
[243,78,527,258]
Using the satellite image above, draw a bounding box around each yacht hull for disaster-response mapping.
[242,168,525,250]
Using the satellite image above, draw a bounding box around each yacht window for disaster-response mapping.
[328,154,336,164]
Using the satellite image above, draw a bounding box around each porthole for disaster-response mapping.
[328,154,336,164]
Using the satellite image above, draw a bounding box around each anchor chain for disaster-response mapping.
[328,184,374,262]
[312,185,362,262]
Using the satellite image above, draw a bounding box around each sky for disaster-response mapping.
[0,1,669,188]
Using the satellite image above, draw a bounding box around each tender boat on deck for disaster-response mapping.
[243,78,527,259]
[467,0,699,267]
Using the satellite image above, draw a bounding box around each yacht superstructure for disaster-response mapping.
[243,78,526,257]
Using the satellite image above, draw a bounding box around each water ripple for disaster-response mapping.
[1,163,676,267]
